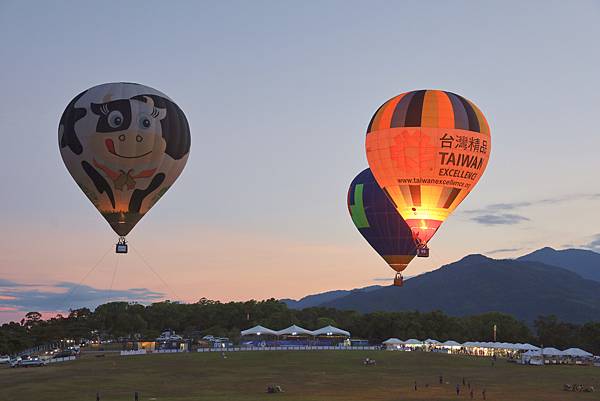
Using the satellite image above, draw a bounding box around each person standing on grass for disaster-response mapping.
[414,381,417,391]
[456,384,460,396]
[482,388,487,400]
[439,375,443,384]
[470,388,474,399]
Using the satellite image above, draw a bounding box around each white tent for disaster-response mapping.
[382,338,404,345]
[521,343,540,351]
[425,339,441,344]
[240,325,278,336]
[404,339,423,346]
[441,340,462,347]
[276,325,314,336]
[541,347,564,356]
[563,348,593,357]
[521,349,544,365]
[312,325,350,337]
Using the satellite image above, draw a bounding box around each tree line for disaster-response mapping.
[1,298,599,355]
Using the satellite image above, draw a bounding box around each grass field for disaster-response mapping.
[1,351,598,401]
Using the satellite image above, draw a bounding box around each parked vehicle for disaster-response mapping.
[20,356,46,367]
[52,349,77,359]
[10,355,46,368]
[9,357,22,368]
[0,355,10,364]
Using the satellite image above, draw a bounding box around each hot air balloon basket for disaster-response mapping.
[116,237,128,254]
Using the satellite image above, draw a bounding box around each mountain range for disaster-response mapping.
[517,247,600,282]
[282,248,600,323]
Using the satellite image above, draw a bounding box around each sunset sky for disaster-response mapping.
[1,1,599,322]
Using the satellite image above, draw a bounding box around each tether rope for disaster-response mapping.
[60,246,113,312]
[130,244,181,302]
[108,252,120,295]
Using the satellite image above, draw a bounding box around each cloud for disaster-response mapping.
[465,193,600,216]
[0,280,165,315]
[463,202,532,214]
[463,192,600,226]
[471,213,530,226]
[582,234,600,251]
[485,247,524,255]
[0,279,38,287]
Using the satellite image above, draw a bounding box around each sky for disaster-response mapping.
[1,0,599,322]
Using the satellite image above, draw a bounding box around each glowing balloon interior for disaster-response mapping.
[365,90,491,250]
[59,82,191,240]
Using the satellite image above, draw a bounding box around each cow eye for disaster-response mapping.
[108,110,124,128]
[139,115,152,129]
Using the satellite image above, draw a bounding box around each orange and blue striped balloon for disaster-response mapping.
[365,89,491,247]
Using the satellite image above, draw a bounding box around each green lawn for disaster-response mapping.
[1,351,598,401]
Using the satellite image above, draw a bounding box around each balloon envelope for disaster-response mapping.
[365,90,490,245]
[59,82,191,236]
[348,168,416,272]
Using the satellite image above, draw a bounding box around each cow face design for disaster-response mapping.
[90,96,167,166]
[59,83,191,237]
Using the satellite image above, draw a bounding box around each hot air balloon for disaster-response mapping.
[365,90,491,257]
[59,82,191,252]
[348,168,417,286]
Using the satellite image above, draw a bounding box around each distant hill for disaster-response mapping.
[304,254,600,323]
[518,247,600,282]
[282,285,382,309]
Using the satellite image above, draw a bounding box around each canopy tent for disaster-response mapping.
[312,325,350,337]
[424,339,441,345]
[541,347,564,356]
[404,339,423,346]
[240,325,278,337]
[563,348,593,357]
[441,340,462,347]
[276,325,315,336]
[462,341,539,352]
[521,349,544,365]
[382,338,404,345]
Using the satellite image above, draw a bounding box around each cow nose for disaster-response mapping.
[118,134,126,142]
[136,135,143,143]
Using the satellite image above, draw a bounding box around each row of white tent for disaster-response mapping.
[523,347,594,358]
[241,325,351,337]
[382,338,594,357]
[383,338,537,350]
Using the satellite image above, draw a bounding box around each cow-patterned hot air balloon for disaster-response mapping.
[365,90,491,257]
[348,168,416,286]
[59,82,191,252]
